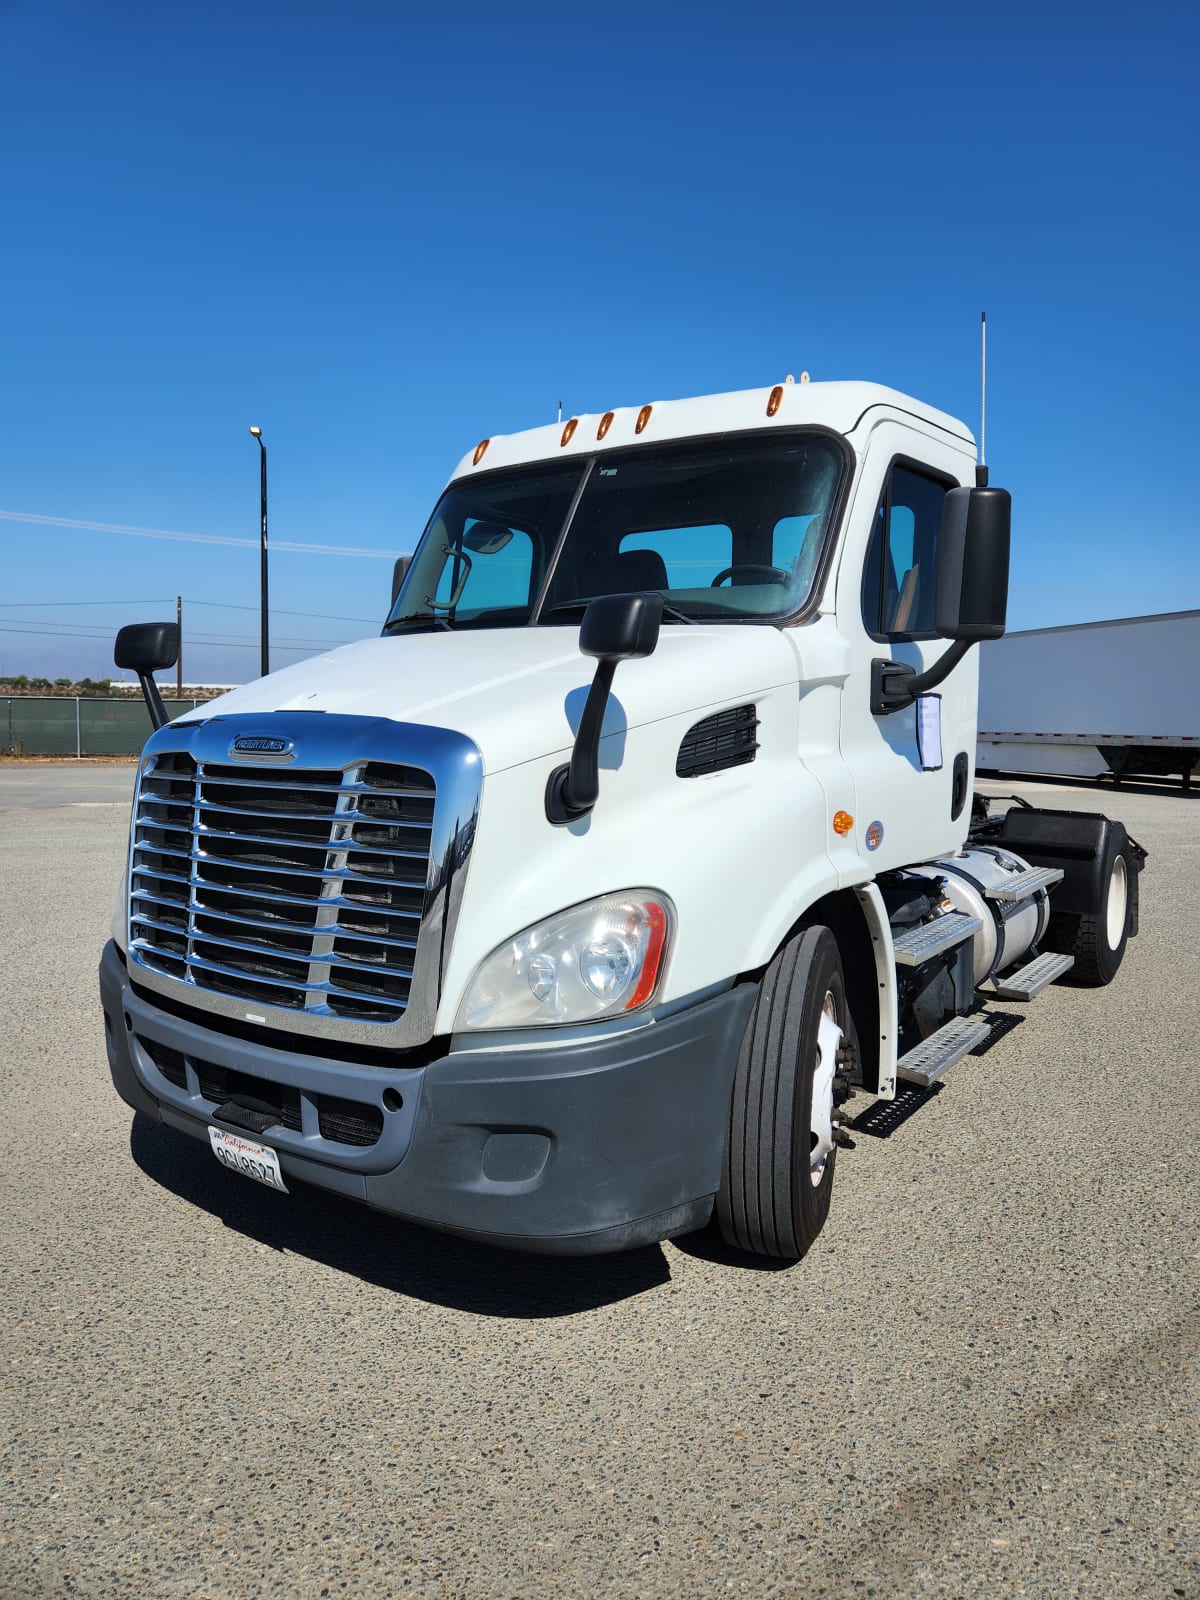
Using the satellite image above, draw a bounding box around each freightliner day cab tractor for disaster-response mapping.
[100,379,1147,1261]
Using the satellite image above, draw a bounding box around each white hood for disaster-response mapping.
[177,626,799,774]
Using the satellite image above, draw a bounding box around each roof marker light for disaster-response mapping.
[473,439,490,465]
[597,411,614,440]
[561,417,579,447]
[767,384,784,417]
[635,404,652,434]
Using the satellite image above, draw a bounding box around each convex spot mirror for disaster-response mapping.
[934,486,1011,641]
[114,621,180,674]
[462,521,514,555]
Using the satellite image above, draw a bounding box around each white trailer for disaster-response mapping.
[978,610,1200,789]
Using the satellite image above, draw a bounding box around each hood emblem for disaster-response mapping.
[229,734,295,762]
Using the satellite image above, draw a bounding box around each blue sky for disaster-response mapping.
[2,0,1197,684]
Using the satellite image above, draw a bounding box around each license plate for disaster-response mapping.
[208,1127,288,1193]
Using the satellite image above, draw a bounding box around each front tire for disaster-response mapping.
[717,925,850,1260]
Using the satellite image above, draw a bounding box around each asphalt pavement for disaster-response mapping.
[0,764,1196,1599]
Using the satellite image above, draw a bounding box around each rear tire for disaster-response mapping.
[1049,836,1132,985]
[717,925,850,1261]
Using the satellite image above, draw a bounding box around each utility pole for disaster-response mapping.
[176,594,182,697]
[249,426,269,676]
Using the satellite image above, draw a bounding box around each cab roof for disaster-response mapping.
[450,380,975,480]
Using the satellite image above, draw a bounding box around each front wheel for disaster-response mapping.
[717,925,851,1260]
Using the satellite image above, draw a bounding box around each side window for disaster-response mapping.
[862,464,949,638]
[435,521,534,613]
[620,524,733,588]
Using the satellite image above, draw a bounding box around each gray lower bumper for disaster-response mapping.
[100,941,756,1254]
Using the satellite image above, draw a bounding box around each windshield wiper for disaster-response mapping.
[540,598,697,625]
[383,612,452,633]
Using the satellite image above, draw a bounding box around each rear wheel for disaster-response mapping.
[1045,832,1133,986]
[717,925,851,1260]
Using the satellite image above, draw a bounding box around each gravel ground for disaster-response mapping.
[1,766,1196,1600]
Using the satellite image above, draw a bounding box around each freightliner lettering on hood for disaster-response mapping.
[174,627,801,776]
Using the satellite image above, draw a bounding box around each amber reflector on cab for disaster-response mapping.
[635,404,652,434]
[472,439,490,465]
[833,810,855,836]
[561,417,579,447]
[597,411,614,440]
[767,385,784,417]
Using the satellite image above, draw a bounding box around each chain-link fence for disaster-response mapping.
[1,697,203,758]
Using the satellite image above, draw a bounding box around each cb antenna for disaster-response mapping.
[977,311,988,488]
[557,399,562,424]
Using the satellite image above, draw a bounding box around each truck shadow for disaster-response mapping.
[129,1114,671,1318]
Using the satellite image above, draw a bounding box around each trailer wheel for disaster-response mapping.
[717,925,851,1261]
[1059,839,1131,986]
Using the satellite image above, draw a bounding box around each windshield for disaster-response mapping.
[383,432,845,633]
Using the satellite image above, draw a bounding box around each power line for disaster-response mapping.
[3,597,381,623]
[0,507,399,560]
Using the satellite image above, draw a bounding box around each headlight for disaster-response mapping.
[457,891,673,1031]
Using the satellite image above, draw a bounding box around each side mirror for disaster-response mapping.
[934,486,1011,641]
[114,621,180,731]
[391,555,412,606]
[115,621,180,675]
[579,591,663,662]
[546,592,663,824]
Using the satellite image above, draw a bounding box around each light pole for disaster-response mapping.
[249,426,268,676]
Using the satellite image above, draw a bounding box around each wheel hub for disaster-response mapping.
[810,994,841,1185]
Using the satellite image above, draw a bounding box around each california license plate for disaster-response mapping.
[208,1127,288,1193]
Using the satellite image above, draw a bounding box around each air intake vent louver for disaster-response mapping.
[676,704,760,778]
[129,753,436,1028]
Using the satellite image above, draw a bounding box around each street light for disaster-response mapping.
[249,426,268,676]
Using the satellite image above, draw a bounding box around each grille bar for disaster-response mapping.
[131,866,423,919]
[130,751,435,1028]
[133,842,428,890]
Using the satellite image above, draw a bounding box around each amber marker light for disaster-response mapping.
[833,810,855,836]
[472,439,490,465]
[560,417,579,447]
[767,384,784,417]
[624,899,670,1011]
[635,404,653,434]
[597,411,614,440]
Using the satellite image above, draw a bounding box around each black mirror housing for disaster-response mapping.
[545,592,663,825]
[391,555,412,606]
[934,486,1010,641]
[114,621,180,674]
[580,591,663,662]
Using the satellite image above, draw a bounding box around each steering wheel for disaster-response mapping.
[710,564,791,588]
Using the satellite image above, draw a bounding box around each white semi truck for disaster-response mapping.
[100,380,1146,1261]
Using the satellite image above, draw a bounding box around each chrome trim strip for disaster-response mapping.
[127,713,482,1047]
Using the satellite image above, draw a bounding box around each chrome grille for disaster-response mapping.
[129,753,436,1027]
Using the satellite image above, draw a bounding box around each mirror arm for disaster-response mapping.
[871,638,973,716]
[545,659,618,824]
[138,671,169,731]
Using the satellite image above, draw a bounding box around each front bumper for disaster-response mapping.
[100,941,756,1254]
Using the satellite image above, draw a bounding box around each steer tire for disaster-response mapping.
[717,925,849,1261]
